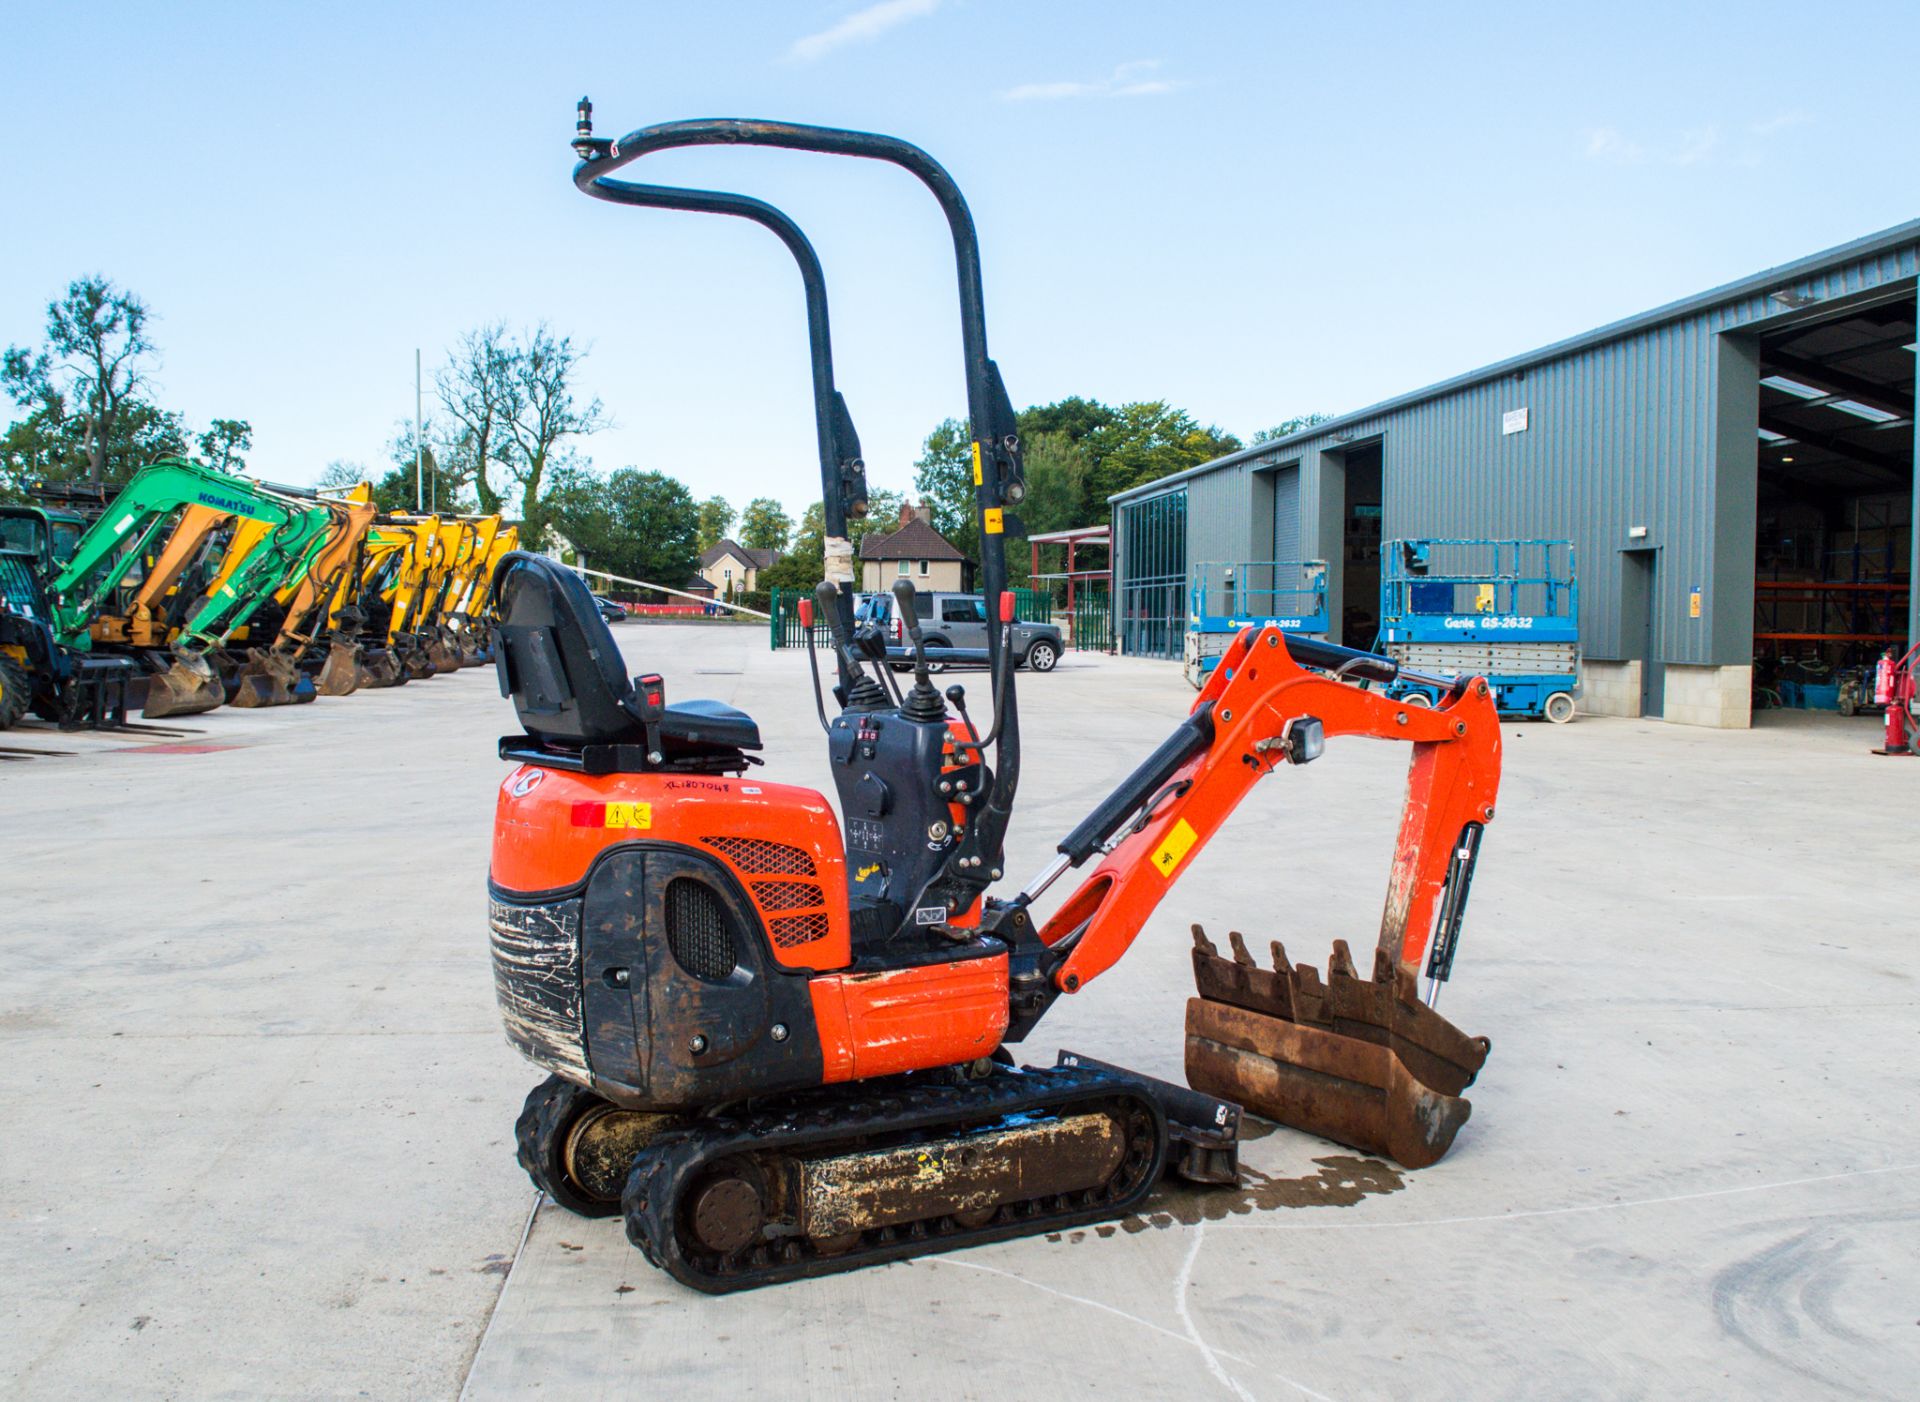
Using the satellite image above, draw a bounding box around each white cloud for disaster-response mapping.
[784,0,940,64]
[1750,109,1811,138]
[1582,123,1720,167]
[1584,127,1644,164]
[1002,59,1183,102]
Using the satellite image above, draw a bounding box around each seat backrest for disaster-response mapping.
[489,551,641,748]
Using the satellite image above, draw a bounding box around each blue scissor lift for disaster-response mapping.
[1377,539,1581,722]
[1183,560,1330,688]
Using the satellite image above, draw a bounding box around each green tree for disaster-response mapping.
[197,418,251,472]
[3,276,158,483]
[738,496,793,552]
[1082,401,1241,503]
[696,495,736,551]
[852,488,905,550]
[544,465,700,588]
[759,501,826,594]
[1251,413,1332,444]
[912,418,978,564]
[1017,395,1116,446]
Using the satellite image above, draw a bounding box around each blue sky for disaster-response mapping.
[3,1,1915,518]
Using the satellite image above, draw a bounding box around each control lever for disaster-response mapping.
[798,597,830,733]
[815,580,888,710]
[891,578,946,723]
[945,684,980,745]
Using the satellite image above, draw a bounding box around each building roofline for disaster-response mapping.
[1109,215,1920,506]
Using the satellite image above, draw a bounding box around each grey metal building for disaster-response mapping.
[1110,220,1919,726]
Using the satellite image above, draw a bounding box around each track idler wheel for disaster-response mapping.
[1185,926,1489,1169]
[141,649,226,719]
[515,1073,680,1218]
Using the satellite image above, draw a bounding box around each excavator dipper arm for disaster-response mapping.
[1034,624,1502,995]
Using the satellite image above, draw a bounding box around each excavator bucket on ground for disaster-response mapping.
[1185,926,1490,1169]
[228,648,317,708]
[315,640,364,696]
[141,650,226,719]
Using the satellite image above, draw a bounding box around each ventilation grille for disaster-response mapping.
[770,913,832,949]
[752,880,825,912]
[664,877,738,980]
[703,836,816,876]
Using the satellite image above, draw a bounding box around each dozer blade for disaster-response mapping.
[316,642,362,697]
[230,650,317,708]
[141,653,226,719]
[1184,926,1490,1169]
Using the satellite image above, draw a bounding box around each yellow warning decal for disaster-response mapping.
[983,507,1004,535]
[970,441,983,486]
[572,800,653,829]
[1151,818,1199,878]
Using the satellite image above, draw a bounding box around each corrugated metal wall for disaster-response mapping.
[1124,239,1918,667]
[1273,465,1300,561]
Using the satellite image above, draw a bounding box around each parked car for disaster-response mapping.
[594,596,628,622]
[855,591,1062,672]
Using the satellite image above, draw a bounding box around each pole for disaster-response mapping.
[414,348,424,513]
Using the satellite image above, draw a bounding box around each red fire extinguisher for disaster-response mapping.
[1873,643,1919,757]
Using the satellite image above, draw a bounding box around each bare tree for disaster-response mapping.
[2,276,158,481]
[500,324,607,537]
[435,324,514,514]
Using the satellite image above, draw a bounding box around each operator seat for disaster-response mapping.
[489,551,759,769]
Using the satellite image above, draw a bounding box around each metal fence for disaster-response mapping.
[1072,585,1113,652]
[1116,487,1188,659]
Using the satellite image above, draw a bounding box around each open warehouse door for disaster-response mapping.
[1751,293,1915,716]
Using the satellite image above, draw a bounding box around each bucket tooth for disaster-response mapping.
[1227,930,1256,966]
[1327,940,1359,980]
[1186,923,1491,1168]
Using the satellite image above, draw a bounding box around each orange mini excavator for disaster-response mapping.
[483,105,1503,1292]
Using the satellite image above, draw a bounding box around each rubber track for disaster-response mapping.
[621,1064,1167,1293]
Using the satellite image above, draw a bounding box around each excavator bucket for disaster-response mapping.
[316,641,363,696]
[396,634,437,681]
[359,645,406,687]
[426,627,461,674]
[229,650,317,708]
[141,652,226,719]
[1185,926,1490,1169]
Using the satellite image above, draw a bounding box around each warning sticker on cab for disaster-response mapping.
[1151,818,1199,878]
[570,801,653,829]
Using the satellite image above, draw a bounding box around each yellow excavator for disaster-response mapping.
[228,485,381,703]
[359,516,446,681]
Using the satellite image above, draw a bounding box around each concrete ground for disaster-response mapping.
[2,624,1916,1401]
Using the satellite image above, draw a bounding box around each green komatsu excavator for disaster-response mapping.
[39,457,335,718]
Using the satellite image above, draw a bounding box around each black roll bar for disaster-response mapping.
[571,106,1025,900]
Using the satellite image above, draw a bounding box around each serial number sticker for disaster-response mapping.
[1151,818,1200,878]
[569,801,652,829]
